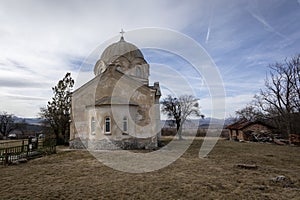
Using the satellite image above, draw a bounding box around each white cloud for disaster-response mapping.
[249,12,286,39]
[200,93,254,119]
[0,0,299,118]
[0,0,202,117]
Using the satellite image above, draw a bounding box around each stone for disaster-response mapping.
[270,175,294,188]
[236,164,258,169]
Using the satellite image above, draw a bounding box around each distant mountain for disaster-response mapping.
[13,116,236,128]
[161,117,236,129]
[199,117,236,125]
[13,117,43,125]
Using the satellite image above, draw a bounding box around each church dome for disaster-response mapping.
[100,36,144,65]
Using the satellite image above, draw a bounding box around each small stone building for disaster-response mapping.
[69,36,161,150]
[226,119,273,141]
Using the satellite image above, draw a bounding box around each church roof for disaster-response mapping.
[72,65,157,95]
[95,96,138,106]
[100,36,144,65]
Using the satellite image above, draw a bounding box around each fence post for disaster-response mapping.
[26,143,29,158]
[36,137,39,150]
[21,140,24,152]
[5,148,8,166]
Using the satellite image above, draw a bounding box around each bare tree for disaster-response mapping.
[161,95,203,140]
[290,55,300,111]
[255,54,300,137]
[0,112,15,137]
[235,105,264,122]
[15,119,28,136]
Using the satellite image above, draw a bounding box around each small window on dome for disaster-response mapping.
[97,67,102,75]
[123,116,128,133]
[116,65,122,71]
[91,117,95,135]
[136,66,142,77]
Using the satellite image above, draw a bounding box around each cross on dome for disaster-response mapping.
[120,29,125,40]
[120,29,125,37]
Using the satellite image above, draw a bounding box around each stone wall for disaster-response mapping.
[243,124,272,134]
[69,137,157,150]
[69,138,88,149]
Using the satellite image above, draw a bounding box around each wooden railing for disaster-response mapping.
[0,140,28,149]
[0,139,56,166]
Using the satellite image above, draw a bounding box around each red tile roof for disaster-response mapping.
[226,119,251,130]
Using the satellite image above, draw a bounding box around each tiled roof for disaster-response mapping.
[226,119,252,130]
[95,96,138,106]
[226,119,274,130]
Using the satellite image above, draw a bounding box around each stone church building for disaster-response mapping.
[69,35,161,150]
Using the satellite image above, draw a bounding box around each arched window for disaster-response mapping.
[123,116,128,132]
[91,117,95,135]
[136,66,142,77]
[105,117,111,134]
[116,65,122,72]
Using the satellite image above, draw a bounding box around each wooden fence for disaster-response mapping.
[0,139,56,166]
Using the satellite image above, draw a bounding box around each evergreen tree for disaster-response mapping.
[40,73,74,144]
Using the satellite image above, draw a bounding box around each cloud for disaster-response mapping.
[2,93,47,101]
[0,0,299,118]
[0,78,49,88]
[205,27,211,43]
[150,63,201,97]
[205,1,215,43]
[0,0,202,117]
[200,93,254,118]
[250,12,286,39]
[0,92,47,118]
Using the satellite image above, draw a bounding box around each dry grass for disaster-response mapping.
[1,139,300,200]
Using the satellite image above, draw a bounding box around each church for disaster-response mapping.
[69,34,161,150]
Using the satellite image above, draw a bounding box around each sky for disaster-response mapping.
[0,0,299,118]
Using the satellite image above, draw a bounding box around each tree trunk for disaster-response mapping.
[176,121,183,140]
[62,129,66,145]
[53,129,59,145]
[62,128,69,145]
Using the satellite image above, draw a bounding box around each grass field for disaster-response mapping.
[1,139,300,199]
